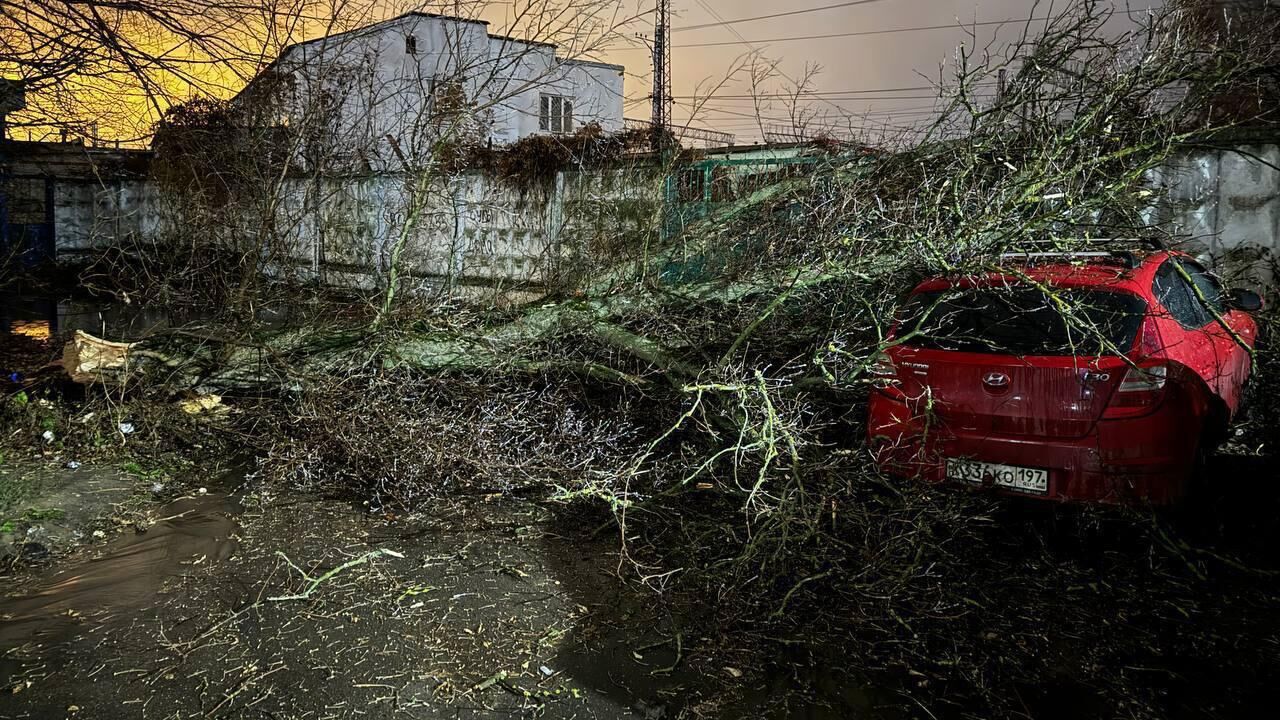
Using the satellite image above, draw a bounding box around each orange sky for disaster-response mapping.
[4,1,1157,146]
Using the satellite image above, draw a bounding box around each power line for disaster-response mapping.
[672,85,930,97]
[671,79,998,97]
[674,0,897,33]
[675,17,1056,48]
[678,0,955,136]
[696,94,993,101]
[682,102,931,131]
[671,85,992,98]
[700,104,945,115]
[676,101,792,123]
[696,97,956,105]
[686,0,894,127]
[667,2,1156,135]
[692,0,757,49]
[694,109,946,124]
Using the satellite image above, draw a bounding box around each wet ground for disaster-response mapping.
[0,293,711,718]
[1,290,300,351]
[0,465,715,719]
[3,449,1280,718]
[0,462,156,564]
[1,292,196,347]
[0,491,239,650]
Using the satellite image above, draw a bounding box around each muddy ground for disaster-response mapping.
[0,456,767,720]
[4,449,1279,720]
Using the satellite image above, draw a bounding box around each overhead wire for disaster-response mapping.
[669,1,1062,137]
[685,0,895,129]
[673,0,898,33]
[675,17,1058,48]
[673,85,933,97]
[668,1,1170,139]
[678,101,935,136]
[695,94,994,100]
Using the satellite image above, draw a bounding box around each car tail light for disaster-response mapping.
[1103,363,1167,418]
[869,351,900,389]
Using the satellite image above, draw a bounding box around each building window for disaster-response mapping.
[539,94,573,134]
[405,35,417,54]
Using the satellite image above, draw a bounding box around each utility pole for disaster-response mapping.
[651,0,672,138]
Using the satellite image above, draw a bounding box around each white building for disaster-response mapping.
[234,11,625,171]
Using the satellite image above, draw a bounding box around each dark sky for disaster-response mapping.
[602,0,1161,142]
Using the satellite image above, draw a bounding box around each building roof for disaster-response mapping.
[561,58,626,72]
[283,11,490,54]
[487,34,556,49]
[233,11,484,102]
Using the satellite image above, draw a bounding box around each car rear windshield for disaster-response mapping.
[897,286,1147,356]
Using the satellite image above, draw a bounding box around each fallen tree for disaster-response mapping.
[64,0,1280,535]
[48,2,1280,717]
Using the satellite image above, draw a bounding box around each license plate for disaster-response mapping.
[945,458,1048,495]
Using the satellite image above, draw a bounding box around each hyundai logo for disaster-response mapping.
[983,372,1011,388]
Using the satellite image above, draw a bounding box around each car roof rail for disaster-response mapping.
[998,250,1144,269]
[1074,236,1166,251]
[1000,238,1166,268]
[1021,237,1165,249]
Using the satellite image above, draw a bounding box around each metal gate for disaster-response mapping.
[664,156,823,235]
[659,156,825,283]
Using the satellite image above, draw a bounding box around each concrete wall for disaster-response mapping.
[48,163,662,302]
[290,166,662,298]
[1151,143,1280,289]
[46,142,1280,296]
[53,178,159,253]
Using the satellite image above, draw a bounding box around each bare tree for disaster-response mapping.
[0,0,301,140]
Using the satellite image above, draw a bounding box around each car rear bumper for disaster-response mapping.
[867,391,1196,505]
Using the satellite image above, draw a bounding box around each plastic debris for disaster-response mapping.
[179,394,226,415]
[41,430,54,443]
[62,330,137,384]
[117,422,135,435]
[65,460,81,470]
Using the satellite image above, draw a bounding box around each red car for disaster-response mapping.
[867,245,1264,505]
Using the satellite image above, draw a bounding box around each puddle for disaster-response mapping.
[540,510,907,719]
[728,653,904,719]
[0,493,240,649]
[1,293,295,344]
[1,294,187,342]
